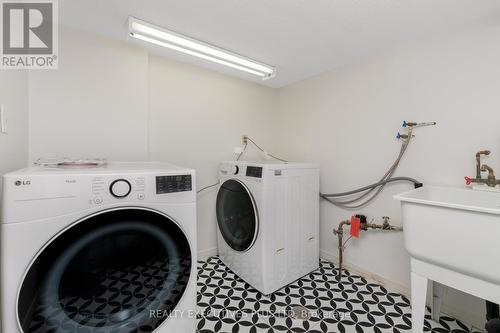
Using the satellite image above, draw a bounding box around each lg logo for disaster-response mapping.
[15,180,30,186]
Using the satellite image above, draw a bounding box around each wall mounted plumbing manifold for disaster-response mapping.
[333,215,402,280]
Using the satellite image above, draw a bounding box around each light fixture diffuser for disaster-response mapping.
[128,17,276,80]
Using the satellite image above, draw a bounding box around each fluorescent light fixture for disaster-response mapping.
[128,17,276,80]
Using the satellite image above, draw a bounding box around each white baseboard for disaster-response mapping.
[320,249,410,297]
[198,247,218,261]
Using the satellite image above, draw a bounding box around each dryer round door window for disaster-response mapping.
[216,179,258,252]
[17,208,192,333]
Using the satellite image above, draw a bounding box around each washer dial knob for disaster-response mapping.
[110,179,131,198]
[220,164,239,176]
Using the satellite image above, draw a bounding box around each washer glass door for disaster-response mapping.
[17,208,192,333]
[216,179,258,251]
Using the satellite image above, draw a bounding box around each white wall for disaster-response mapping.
[0,71,29,202]
[148,56,277,256]
[28,27,278,258]
[275,25,500,328]
[28,27,150,161]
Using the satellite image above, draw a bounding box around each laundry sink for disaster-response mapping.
[395,185,500,285]
[395,185,500,332]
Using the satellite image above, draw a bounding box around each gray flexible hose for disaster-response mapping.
[321,127,417,208]
[320,176,421,198]
[331,139,409,205]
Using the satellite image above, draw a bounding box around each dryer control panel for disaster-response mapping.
[246,166,263,178]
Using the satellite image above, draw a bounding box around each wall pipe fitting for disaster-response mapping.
[332,215,402,280]
[402,121,437,128]
[333,219,351,281]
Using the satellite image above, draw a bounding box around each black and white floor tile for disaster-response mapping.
[25,257,191,333]
[197,257,482,333]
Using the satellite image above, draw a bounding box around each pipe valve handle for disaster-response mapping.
[464,176,473,186]
[396,132,411,140]
[402,120,417,127]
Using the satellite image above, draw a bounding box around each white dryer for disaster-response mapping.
[1,162,197,333]
[216,161,319,295]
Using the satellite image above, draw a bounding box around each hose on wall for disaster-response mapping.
[320,127,422,209]
[320,176,421,201]
[320,176,421,197]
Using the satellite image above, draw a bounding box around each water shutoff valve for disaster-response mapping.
[402,120,437,128]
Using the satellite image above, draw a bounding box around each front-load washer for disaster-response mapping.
[216,161,319,295]
[1,162,197,333]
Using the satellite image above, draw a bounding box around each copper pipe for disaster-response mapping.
[333,217,402,281]
[337,232,343,281]
[480,164,498,187]
[476,150,491,179]
[333,220,350,280]
[481,164,495,178]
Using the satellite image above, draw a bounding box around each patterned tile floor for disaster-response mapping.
[197,256,482,333]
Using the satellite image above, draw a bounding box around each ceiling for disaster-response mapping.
[60,0,500,88]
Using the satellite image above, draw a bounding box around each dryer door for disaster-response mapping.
[17,208,192,333]
[216,179,258,252]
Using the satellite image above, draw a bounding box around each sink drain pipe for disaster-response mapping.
[333,215,402,280]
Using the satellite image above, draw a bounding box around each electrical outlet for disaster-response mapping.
[241,134,248,145]
[0,104,6,134]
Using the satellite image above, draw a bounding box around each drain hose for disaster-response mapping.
[320,176,422,198]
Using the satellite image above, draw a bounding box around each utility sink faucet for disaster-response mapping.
[476,150,490,179]
[479,164,500,187]
[465,150,500,187]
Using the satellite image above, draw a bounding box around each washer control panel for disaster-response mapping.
[2,168,196,223]
[156,175,192,194]
[89,173,193,206]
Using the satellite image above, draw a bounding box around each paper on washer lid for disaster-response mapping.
[34,157,108,168]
